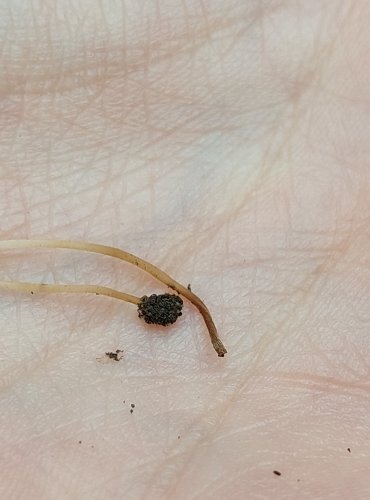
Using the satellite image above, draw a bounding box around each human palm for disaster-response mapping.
[1,1,369,499]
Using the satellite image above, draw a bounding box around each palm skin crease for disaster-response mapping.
[0,1,369,499]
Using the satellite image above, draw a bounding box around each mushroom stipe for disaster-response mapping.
[0,239,227,357]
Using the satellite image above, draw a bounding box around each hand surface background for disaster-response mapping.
[0,1,369,499]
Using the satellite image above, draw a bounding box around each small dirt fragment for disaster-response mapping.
[273,470,281,476]
[347,448,351,453]
[105,349,124,361]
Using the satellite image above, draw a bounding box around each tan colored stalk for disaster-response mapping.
[0,239,227,356]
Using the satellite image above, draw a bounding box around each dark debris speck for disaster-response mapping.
[273,470,281,476]
[105,349,124,361]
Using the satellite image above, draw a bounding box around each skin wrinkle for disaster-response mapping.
[41,259,94,350]
[0,279,124,391]
[215,8,366,368]
[259,232,368,374]
[83,167,114,236]
[295,328,361,383]
[0,16,278,184]
[165,92,302,265]
[11,166,106,205]
[11,84,224,172]
[148,370,270,500]
[0,324,62,391]
[244,232,356,371]
[278,372,370,399]
[248,224,369,383]
[306,59,356,162]
[0,4,249,96]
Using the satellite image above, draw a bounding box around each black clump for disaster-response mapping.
[138,293,183,326]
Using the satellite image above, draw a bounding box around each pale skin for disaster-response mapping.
[0,1,369,499]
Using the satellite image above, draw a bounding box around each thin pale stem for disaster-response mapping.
[0,280,140,305]
[0,239,227,356]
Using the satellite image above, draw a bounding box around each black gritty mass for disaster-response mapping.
[137,293,183,326]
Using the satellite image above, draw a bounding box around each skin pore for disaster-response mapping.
[0,1,369,499]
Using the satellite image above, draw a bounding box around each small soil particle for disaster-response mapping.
[105,349,124,361]
[273,470,281,476]
[78,440,82,444]
[347,448,351,453]
[131,403,135,408]
[130,409,134,414]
